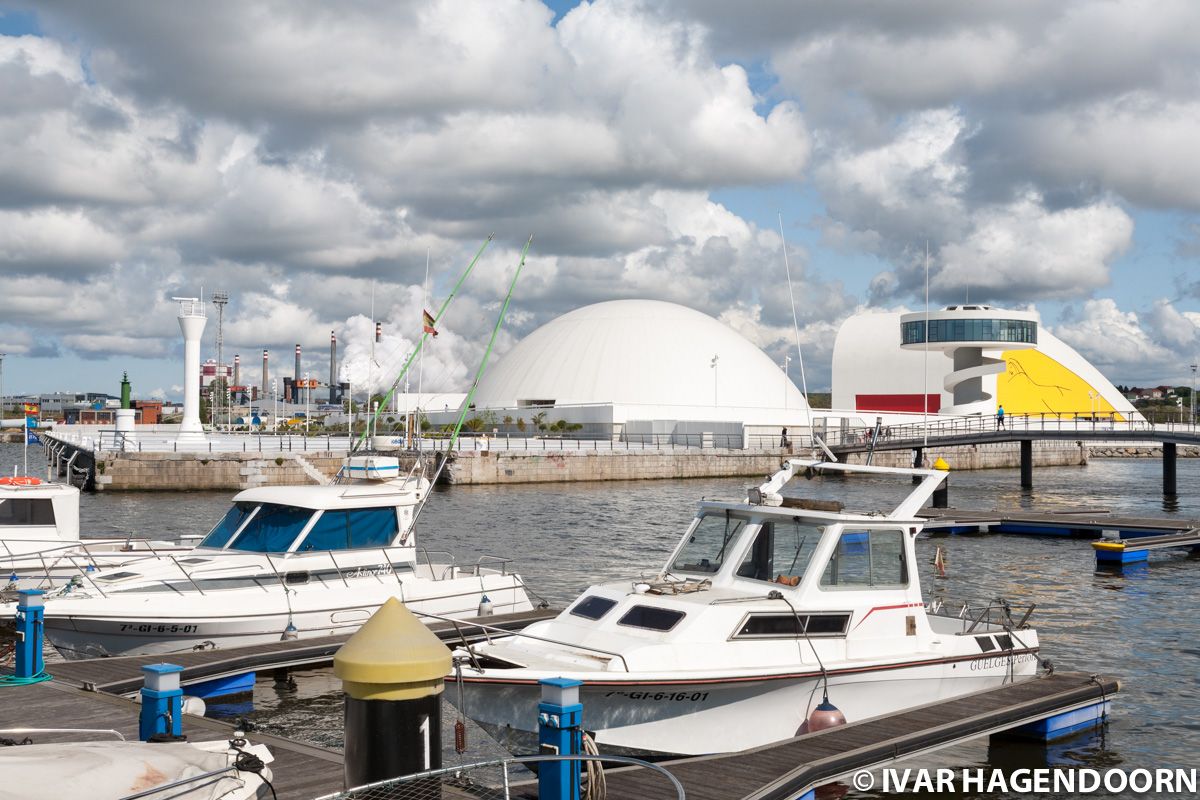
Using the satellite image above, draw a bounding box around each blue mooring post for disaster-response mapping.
[538,678,583,800]
[14,589,44,679]
[140,664,184,741]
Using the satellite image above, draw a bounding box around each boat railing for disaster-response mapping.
[926,598,1036,633]
[468,555,513,576]
[312,753,686,800]
[118,765,252,800]
[414,608,632,673]
[417,548,457,580]
[0,726,125,742]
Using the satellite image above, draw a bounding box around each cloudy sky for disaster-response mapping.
[2,0,1199,402]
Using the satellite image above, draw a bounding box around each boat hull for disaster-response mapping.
[41,574,534,659]
[453,648,1040,756]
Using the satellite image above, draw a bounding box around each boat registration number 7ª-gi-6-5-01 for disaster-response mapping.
[119,623,200,634]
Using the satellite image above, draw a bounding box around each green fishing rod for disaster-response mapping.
[404,235,532,531]
[447,234,533,450]
[349,233,494,456]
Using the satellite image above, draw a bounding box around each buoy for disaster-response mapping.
[281,620,299,641]
[807,692,847,732]
[478,594,493,617]
[0,476,41,486]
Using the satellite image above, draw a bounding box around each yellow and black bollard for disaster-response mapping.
[334,597,452,792]
[932,457,950,508]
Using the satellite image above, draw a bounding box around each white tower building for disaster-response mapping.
[174,296,208,445]
[899,305,1038,415]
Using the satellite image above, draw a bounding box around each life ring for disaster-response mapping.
[0,476,41,486]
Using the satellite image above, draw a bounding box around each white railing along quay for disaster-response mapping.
[44,430,802,455]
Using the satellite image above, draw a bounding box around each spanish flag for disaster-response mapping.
[422,310,438,337]
[23,403,39,415]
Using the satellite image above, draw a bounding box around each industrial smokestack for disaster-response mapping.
[233,354,241,390]
[262,350,269,400]
[329,330,338,405]
[375,322,381,343]
[294,344,302,388]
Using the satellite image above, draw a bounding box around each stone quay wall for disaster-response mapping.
[92,451,345,491]
[65,440,1195,492]
[840,440,1088,470]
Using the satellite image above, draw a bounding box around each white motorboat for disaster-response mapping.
[0,735,273,800]
[449,459,1041,757]
[0,477,186,591]
[7,457,536,659]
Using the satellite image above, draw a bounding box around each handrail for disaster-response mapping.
[412,608,632,672]
[0,726,125,741]
[314,753,686,800]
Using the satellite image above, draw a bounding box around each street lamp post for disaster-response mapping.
[1191,361,1197,429]
[272,379,278,435]
[304,372,310,434]
[0,352,6,421]
[710,355,719,407]
[781,355,792,408]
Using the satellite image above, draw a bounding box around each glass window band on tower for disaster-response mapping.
[901,318,1037,346]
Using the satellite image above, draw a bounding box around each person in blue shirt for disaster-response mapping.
[997,404,1006,429]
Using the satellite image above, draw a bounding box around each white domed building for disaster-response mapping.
[463,300,810,444]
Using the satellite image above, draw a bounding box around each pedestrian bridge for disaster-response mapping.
[822,414,1200,495]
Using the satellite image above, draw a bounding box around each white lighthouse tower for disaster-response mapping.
[173,296,208,446]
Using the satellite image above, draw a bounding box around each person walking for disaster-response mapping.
[997,404,1006,429]
[780,427,790,447]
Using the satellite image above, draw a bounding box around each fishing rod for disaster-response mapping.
[403,235,532,537]
[348,233,494,457]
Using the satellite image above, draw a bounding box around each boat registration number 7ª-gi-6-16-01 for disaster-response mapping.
[604,690,711,702]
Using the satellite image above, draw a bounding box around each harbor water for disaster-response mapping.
[6,443,1199,798]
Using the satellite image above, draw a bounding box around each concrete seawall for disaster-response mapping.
[91,451,346,491]
[46,439,1191,491]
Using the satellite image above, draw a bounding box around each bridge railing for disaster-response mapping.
[824,412,1182,449]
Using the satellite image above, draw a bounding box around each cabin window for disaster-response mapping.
[735,520,822,586]
[734,613,850,638]
[820,530,908,588]
[570,596,618,621]
[618,605,685,632]
[669,512,747,575]
[227,504,313,552]
[298,508,400,551]
[199,502,257,548]
[0,498,56,526]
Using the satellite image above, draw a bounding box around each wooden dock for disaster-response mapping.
[591,672,1118,800]
[1093,530,1200,565]
[920,507,1199,538]
[48,608,558,695]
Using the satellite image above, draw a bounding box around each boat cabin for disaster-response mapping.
[0,480,81,546]
[196,481,425,555]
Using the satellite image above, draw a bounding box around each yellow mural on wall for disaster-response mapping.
[996,349,1125,421]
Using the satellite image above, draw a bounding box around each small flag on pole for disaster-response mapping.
[933,546,947,577]
[422,310,438,337]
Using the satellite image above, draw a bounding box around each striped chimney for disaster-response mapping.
[261,350,269,399]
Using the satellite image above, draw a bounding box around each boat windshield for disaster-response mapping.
[297,508,401,551]
[199,502,257,548]
[736,519,823,585]
[226,504,314,553]
[669,512,747,575]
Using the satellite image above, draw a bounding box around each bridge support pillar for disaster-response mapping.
[1163,442,1177,496]
[1020,440,1033,489]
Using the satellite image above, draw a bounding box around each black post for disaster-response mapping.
[932,475,949,508]
[335,598,450,795]
[1020,439,1033,489]
[1164,441,1178,496]
[912,447,923,484]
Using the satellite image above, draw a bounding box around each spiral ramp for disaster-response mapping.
[941,352,1007,416]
